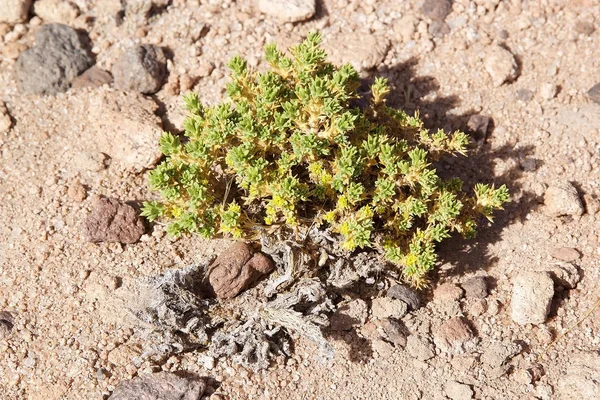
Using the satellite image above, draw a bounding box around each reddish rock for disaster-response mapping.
[84,197,145,244]
[208,242,274,299]
[433,317,478,354]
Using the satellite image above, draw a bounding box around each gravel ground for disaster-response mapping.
[1,0,600,399]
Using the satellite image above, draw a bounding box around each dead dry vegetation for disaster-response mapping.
[1,0,600,399]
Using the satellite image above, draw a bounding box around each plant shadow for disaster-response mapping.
[360,57,541,284]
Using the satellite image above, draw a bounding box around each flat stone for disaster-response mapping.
[330,299,368,331]
[433,317,477,354]
[371,297,408,320]
[71,66,113,89]
[257,0,316,23]
[0,0,32,24]
[387,284,421,310]
[511,271,554,325]
[208,242,274,299]
[484,45,518,87]
[84,197,146,244]
[109,372,207,400]
[445,381,474,400]
[544,181,584,217]
[549,247,580,262]
[112,44,167,94]
[15,24,93,94]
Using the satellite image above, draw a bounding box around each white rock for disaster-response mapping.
[511,271,554,325]
[544,181,584,217]
[484,45,518,87]
[34,0,80,24]
[445,381,474,400]
[257,0,316,23]
[0,0,32,24]
[540,82,558,100]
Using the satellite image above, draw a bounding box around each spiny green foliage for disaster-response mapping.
[142,32,509,288]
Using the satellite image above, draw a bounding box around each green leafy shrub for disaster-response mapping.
[142,32,509,288]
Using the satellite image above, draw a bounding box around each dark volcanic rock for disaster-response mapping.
[15,24,93,94]
[112,44,167,94]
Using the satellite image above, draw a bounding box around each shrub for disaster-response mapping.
[142,32,509,288]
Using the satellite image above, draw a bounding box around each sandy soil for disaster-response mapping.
[1,0,600,399]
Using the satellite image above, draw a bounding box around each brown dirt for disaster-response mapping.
[1,0,599,399]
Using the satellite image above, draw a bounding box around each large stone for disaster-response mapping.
[208,242,274,299]
[109,372,207,400]
[112,44,167,94]
[511,271,554,325]
[386,284,421,310]
[323,32,390,72]
[433,317,477,354]
[15,24,93,94]
[0,0,32,24]
[84,197,146,244]
[82,89,163,171]
[257,0,316,23]
[484,45,519,87]
[544,181,584,217]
